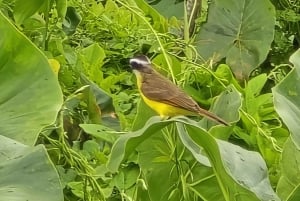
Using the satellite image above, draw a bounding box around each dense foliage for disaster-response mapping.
[0,0,300,200]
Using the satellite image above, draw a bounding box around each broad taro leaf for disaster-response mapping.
[277,138,300,201]
[0,13,63,145]
[0,135,63,201]
[177,120,279,201]
[136,132,223,201]
[273,49,300,148]
[196,0,275,80]
[108,116,278,200]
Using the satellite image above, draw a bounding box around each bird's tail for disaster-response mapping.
[197,108,230,126]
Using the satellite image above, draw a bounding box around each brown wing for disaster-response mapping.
[140,70,200,113]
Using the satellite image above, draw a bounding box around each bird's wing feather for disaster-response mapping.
[141,71,200,113]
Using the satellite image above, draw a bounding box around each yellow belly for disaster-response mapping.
[140,93,194,118]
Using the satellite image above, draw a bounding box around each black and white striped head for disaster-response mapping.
[129,55,152,73]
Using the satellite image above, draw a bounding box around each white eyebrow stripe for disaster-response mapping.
[129,58,150,65]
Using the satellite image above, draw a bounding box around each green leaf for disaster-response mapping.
[107,116,170,172]
[196,0,275,80]
[273,49,300,148]
[78,43,106,86]
[0,135,63,201]
[131,98,157,131]
[129,0,167,32]
[215,64,244,92]
[178,127,211,166]
[80,75,114,115]
[80,124,118,143]
[244,74,268,117]
[63,6,82,35]
[55,0,67,19]
[137,127,224,201]
[64,85,101,124]
[199,84,241,130]
[246,74,268,97]
[0,13,63,145]
[209,85,242,140]
[14,0,50,24]
[112,164,140,190]
[147,0,184,19]
[177,119,279,201]
[80,43,106,67]
[108,116,278,200]
[152,53,182,79]
[277,138,300,201]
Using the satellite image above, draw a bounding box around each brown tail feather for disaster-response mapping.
[197,108,230,126]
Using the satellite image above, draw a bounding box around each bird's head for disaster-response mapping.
[129,55,152,73]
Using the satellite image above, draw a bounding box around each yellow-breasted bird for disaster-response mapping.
[129,55,229,126]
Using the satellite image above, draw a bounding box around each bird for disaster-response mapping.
[129,55,229,126]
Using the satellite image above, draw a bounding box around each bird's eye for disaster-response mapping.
[130,61,141,69]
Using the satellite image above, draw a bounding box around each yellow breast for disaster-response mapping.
[140,93,194,118]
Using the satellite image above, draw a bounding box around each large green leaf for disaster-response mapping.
[196,0,275,80]
[177,120,278,201]
[273,49,300,200]
[108,116,278,200]
[0,12,63,145]
[137,132,223,201]
[0,135,63,201]
[273,49,300,148]
[277,138,300,201]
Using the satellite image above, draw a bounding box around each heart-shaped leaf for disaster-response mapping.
[196,0,275,80]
